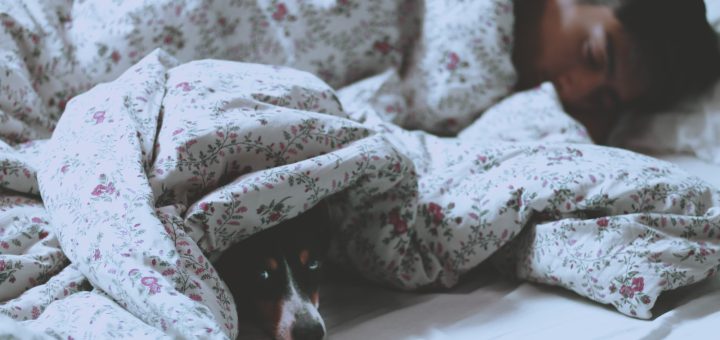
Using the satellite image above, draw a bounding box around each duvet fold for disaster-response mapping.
[0,50,718,338]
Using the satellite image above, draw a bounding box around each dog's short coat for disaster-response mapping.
[216,204,330,340]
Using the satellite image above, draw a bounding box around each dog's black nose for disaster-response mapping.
[291,322,325,340]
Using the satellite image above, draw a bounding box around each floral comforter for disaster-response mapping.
[1,1,719,339]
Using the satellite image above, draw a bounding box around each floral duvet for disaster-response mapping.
[1,1,719,339]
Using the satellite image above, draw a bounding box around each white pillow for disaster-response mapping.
[610,2,720,164]
[707,0,720,29]
[610,70,720,165]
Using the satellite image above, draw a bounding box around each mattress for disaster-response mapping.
[313,154,720,340]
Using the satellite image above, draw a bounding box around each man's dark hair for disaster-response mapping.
[585,0,720,112]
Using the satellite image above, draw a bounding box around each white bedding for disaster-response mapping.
[2,1,720,338]
[319,155,720,340]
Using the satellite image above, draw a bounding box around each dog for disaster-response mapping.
[215,203,331,340]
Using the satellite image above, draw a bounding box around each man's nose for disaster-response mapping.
[553,66,605,111]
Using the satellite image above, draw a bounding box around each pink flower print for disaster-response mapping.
[269,212,281,222]
[428,203,444,225]
[0,260,5,271]
[162,268,176,276]
[389,209,408,234]
[619,285,634,298]
[190,294,203,302]
[93,111,106,124]
[596,217,609,228]
[446,52,460,71]
[111,50,121,63]
[31,306,40,319]
[91,184,107,196]
[631,277,644,292]
[176,82,192,92]
[163,35,174,45]
[60,164,69,173]
[141,277,162,295]
[172,128,184,136]
[373,41,392,55]
[31,217,43,223]
[200,202,210,212]
[93,248,101,261]
[393,162,401,173]
[272,3,288,21]
[1,241,9,249]
[38,231,49,240]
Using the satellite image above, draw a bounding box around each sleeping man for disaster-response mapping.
[512,0,720,143]
[387,0,720,144]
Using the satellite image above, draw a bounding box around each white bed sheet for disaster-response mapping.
[314,154,720,340]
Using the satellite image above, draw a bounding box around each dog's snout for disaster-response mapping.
[291,321,325,340]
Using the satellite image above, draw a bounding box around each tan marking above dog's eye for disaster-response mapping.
[265,257,279,271]
[298,249,310,266]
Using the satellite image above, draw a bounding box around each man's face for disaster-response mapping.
[524,0,649,142]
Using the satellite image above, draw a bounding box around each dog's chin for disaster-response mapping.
[263,302,326,340]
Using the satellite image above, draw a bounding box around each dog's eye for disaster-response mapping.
[308,259,321,271]
[258,270,271,281]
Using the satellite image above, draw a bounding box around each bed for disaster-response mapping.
[318,154,720,340]
[1,1,720,339]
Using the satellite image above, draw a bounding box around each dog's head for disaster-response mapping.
[217,204,330,340]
